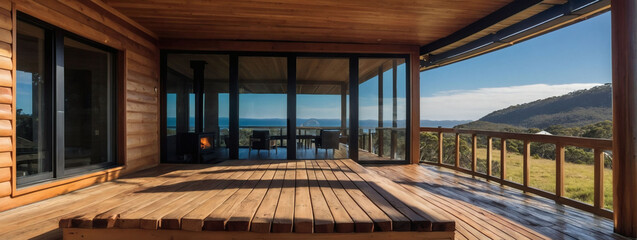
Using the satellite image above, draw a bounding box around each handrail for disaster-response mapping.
[419,127,613,219]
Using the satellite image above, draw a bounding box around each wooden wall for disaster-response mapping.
[0,0,160,211]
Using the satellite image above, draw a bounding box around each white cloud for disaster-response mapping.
[421,83,603,120]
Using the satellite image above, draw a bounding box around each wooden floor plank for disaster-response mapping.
[339,160,454,232]
[305,160,335,233]
[293,160,313,233]
[271,161,296,233]
[309,160,355,233]
[159,163,252,230]
[366,164,627,240]
[225,162,282,231]
[180,162,263,231]
[334,159,422,231]
[61,166,208,229]
[203,162,272,230]
[0,165,180,229]
[139,164,241,229]
[316,160,374,232]
[323,160,394,232]
[250,162,287,233]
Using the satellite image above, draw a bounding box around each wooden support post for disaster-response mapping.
[455,133,460,168]
[611,1,637,236]
[438,131,443,164]
[556,143,564,198]
[500,139,506,181]
[523,140,530,188]
[487,137,492,176]
[471,134,477,172]
[594,148,604,209]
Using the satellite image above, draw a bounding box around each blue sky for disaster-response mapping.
[420,12,611,120]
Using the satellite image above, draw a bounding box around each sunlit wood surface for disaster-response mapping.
[366,163,627,240]
[0,160,626,239]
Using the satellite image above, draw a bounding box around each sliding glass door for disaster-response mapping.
[358,58,408,161]
[296,57,349,159]
[162,52,409,163]
[164,54,229,163]
[238,56,287,160]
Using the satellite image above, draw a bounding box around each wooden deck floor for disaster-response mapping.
[0,160,626,239]
[366,163,627,240]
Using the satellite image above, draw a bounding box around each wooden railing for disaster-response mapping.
[420,127,613,219]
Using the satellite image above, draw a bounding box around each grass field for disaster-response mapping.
[431,148,613,210]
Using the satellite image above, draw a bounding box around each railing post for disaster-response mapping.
[455,133,460,168]
[611,0,637,235]
[594,148,604,209]
[556,143,565,198]
[523,140,530,188]
[471,134,477,172]
[438,131,443,164]
[487,137,492,176]
[501,139,507,181]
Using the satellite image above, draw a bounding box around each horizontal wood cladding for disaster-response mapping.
[0,0,11,199]
[0,0,159,209]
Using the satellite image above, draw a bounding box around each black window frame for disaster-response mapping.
[16,12,119,187]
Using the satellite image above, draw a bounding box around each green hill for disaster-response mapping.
[476,84,611,129]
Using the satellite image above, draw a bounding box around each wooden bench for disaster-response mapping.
[59,159,455,240]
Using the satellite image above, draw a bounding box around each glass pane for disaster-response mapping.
[64,37,113,169]
[239,56,287,160]
[296,57,349,159]
[165,54,230,162]
[358,58,407,161]
[16,20,52,179]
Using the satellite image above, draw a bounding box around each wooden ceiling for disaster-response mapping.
[102,0,514,45]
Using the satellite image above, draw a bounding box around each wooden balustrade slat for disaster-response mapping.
[593,148,604,209]
[523,140,530,188]
[437,132,443,165]
[471,134,477,172]
[455,133,460,168]
[556,144,565,198]
[487,137,493,177]
[501,139,506,181]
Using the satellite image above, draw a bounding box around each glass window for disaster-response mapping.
[296,57,349,159]
[359,58,407,161]
[16,20,52,181]
[239,56,287,160]
[165,54,230,162]
[63,38,113,170]
[16,15,117,185]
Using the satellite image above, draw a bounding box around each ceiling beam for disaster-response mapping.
[419,0,543,55]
